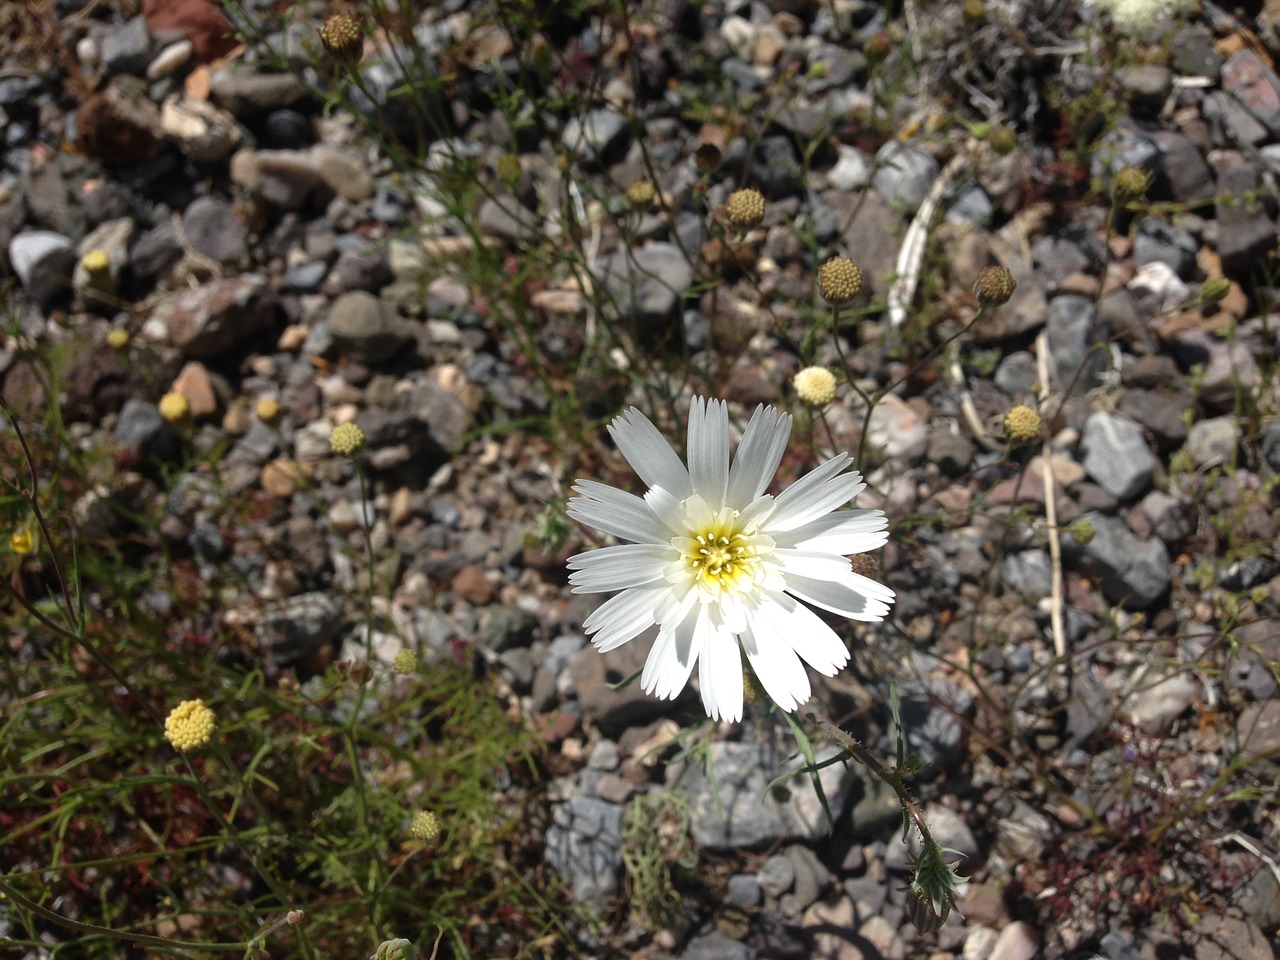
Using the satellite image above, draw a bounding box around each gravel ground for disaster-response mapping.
[2,0,1280,958]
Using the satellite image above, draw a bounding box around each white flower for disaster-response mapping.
[1083,0,1193,34]
[567,397,894,723]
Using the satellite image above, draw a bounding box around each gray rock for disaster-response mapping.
[994,799,1051,863]
[130,222,183,279]
[946,182,993,225]
[1118,387,1189,448]
[101,17,152,76]
[1122,670,1200,733]
[1140,490,1197,543]
[182,196,248,266]
[1239,864,1280,933]
[1046,295,1108,396]
[995,351,1040,397]
[476,604,538,650]
[545,796,623,903]
[781,844,832,917]
[676,930,753,960]
[828,144,870,191]
[113,398,177,461]
[1090,125,1158,180]
[597,242,693,334]
[988,921,1038,960]
[757,853,795,898]
[328,291,416,365]
[899,677,974,767]
[886,803,978,872]
[561,109,628,162]
[8,230,76,311]
[1185,415,1240,468]
[407,378,473,455]
[873,141,940,213]
[253,592,344,668]
[1002,550,1051,599]
[1263,422,1280,473]
[1213,154,1278,276]
[225,419,281,464]
[477,196,539,243]
[929,431,974,477]
[1064,511,1170,609]
[285,260,328,291]
[1150,129,1215,204]
[1173,329,1262,407]
[1218,556,1267,592]
[153,273,278,359]
[210,66,309,118]
[1080,412,1157,500]
[752,135,802,199]
[1134,217,1197,278]
[1227,618,1280,701]
[672,742,860,850]
[569,627,675,730]
[727,873,762,909]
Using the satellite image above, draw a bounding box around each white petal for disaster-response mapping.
[726,404,791,506]
[785,572,894,622]
[609,407,692,499]
[751,592,850,675]
[568,480,670,544]
[567,543,673,593]
[641,602,699,700]
[742,621,811,712]
[687,397,729,507]
[764,458,866,533]
[774,548,858,582]
[644,486,686,536]
[698,614,744,722]
[778,509,888,554]
[583,586,666,651]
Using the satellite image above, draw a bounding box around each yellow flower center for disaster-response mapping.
[674,507,770,598]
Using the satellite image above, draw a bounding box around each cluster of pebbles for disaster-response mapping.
[2,0,1280,957]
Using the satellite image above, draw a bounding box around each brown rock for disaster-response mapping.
[75,79,164,167]
[260,459,311,497]
[451,564,495,605]
[152,273,278,358]
[170,361,218,418]
[142,0,238,63]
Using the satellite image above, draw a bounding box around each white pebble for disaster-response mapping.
[147,39,193,80]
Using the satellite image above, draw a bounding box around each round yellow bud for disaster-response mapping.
[794,366,837,407]
[495,154,522,184]
[164,699,216,751]
[818,256,863,305]
[158,392,190,423]
[10,529,35,555]
[392,649,418,674]
[1069,519,1095,546]
[255,397,282,424]
[626,180,655,208]
[106,328,130,350]
[330,421,365,456]
[1113,166,1153,201]
[409,810,440,842]
[1003,405,1042,444]
[990,125,1018,156]
[724,188,766,229]
[81,249,110,274]
[974,265,1016,306]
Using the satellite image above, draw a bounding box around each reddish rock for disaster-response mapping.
[170,361,219,418]
[142,0,238,63]
[75,80,164,167]
[451,564,495,605]
[152,274,278,359]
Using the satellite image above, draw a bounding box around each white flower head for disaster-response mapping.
[1083,0,1193,34]
[567,397,894,723]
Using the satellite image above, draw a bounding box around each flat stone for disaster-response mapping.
[988,921,1038,960]
[1222,50,1280,138]
[544,796,622,903]
[671,742,860,850]
[327,291,417,365]
[1237,700,1280,762]
[873,141,939,213]
[160,95,241,163]
[181,195,247,266]
[1063,511,1170,609]
[1185,415,1240,468]
[153,273,278,358]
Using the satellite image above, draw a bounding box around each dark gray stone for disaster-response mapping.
[328,291,417,365]
[1263,422,1280,473]
[1002,550,1051,599]
[476,604,538,650]
[995,351,1040,397]
[182,195,248,266]
[113,398,177,461]
[560,109,629,162]
[130,222,183,279]
[757,853,794,898]
[1140,490,1197,544]
[1063,511,1170,609]
[101,17,152,76]
[676,930,753,960]
[597,242,693,334]
[284,259,328,291]
[254,592,344,667]
[1185,415,1240,468]
[1150,129,1215,203]
[545,796,623,903]
[154,273,278,359]
[929,431,974,477]
[1134,217,1197,278]
[1081,412,1158,500]
[1046,295,1108,397]
[727,873,762,909]
[1213,154,1278,276]
[7,230,76,311]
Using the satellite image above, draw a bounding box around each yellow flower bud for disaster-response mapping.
[158,392,190,423]
[330,422,365,456]
[794,366,837,407]
[724,188,765,229]
[818,256,863,305]
[164,699,216,751]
